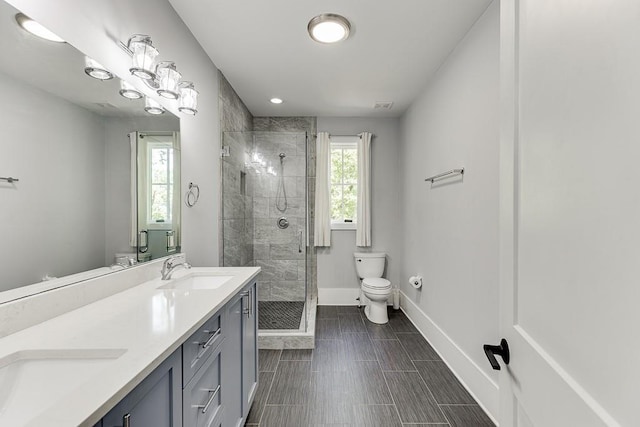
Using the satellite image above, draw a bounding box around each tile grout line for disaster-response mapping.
[257,349,281,426]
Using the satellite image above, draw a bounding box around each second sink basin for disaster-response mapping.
[158,273,234,291]
[0,348,127,425]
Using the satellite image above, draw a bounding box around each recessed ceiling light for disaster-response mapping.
[270,98,283,104]
[307,13,351,44]
[15,13,65,43]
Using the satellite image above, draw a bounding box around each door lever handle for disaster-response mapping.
[483,338,510,370]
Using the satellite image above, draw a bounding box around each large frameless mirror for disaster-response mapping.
[0,0,180,301]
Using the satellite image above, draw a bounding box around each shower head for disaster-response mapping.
[279,152,286,159]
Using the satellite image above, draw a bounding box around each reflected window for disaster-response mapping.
[148,142,175,224]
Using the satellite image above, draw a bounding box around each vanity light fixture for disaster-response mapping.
[123,34,159,80]
[270,98,283,104]
[156,62,182,99]
[144,97,165,115]
[178,81,199,115]
[15,13,65,43]
[119,81,143,99]
[84,57,114,80]
[307,14,351,44]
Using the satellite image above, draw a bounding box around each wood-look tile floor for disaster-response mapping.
[245,306,495,427]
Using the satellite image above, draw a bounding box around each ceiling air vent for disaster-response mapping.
[373,101,393,110]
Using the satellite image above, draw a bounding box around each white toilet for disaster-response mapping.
[354,252,392,324]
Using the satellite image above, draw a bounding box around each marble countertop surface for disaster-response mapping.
[0,266,260,427]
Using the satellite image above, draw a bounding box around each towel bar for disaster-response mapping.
[425,168,464,183]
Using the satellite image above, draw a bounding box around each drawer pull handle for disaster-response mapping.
[123,413,131,427]
[200,327,222,349]
[194,384,221,414]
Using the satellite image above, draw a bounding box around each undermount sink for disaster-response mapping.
[0,348,127,424]
[157,273,234,291]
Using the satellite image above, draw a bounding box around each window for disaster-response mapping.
[330,139,357,229]
[148,141,175,226]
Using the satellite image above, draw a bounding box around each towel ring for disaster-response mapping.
[185,182,200,207]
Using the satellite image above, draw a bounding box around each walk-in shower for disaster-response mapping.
[221,131,310,335]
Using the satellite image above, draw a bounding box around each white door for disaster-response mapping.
[496,0,640,426]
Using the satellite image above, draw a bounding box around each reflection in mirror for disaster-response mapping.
[0,0,180,299]
[135,132,181,261]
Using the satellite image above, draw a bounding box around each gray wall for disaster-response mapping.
[398,0,499,397]
[104,115,179,265]
[316,117,401,302]
[0,70,106,291]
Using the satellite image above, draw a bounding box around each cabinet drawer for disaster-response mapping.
[183,311,223,385]
[183,347,222,427]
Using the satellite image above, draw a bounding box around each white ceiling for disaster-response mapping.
[169,0,493,118]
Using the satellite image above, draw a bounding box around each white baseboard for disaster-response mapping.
[400,291,499,424]
[318,287,361,305]
[318,287,397,306]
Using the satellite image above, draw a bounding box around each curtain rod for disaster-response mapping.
[312,133,374,138]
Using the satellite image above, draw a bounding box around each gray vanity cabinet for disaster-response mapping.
[102,348,182,427]
[98,280,257,427]
[222,281,258,427]
[242,282,258,420]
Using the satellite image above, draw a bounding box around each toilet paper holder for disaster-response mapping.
[409,275,423,289]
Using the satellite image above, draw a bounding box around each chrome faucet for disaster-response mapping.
[161,256,192,280]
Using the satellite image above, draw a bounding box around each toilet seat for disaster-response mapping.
[362,278,391,291]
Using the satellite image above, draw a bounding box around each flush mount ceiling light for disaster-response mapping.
[307,13,351,44]
[119,81,143,100]
[178,81,199,115]
[15,13,65,43]
[144,97,165,115]
[270,98,283,104]
[84,57,114,80]
[156,61,181,99]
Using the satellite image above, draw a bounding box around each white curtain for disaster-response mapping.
[356,132,372,246]
[129,132,138,247]
[314,132,331,246]
[171,132,181,247]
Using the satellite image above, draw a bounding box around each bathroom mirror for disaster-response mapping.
[0,0,180,300]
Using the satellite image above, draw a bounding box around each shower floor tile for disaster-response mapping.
[259,301,305,330]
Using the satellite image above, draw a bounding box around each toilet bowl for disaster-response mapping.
[354,253,392,324]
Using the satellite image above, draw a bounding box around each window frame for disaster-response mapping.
[147,141,175,229]
[329,136,358,231]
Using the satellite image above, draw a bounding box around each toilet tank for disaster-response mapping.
[354,252,386,279]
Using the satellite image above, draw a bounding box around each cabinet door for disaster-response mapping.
[242,282,258,419]
[222,292,243,427]
[102,349,182,427]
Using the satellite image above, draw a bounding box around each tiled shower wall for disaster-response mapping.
[254,118,317,303]
[218,71,318,304]
[251,131,307,301]
[219,72,253,267]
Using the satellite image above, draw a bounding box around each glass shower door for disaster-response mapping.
[222,131,308,332]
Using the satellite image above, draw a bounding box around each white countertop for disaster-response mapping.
[0,266,260,427]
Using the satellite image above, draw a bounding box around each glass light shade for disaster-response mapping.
[308,14,351,44]
[144,97,165,115]
[15,13,65,43]
[119,80,143,99]
[156,62,182,99]
[84,57,113,80]
[178,82,199,115]
[129,35,159,80]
